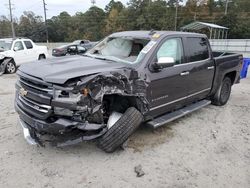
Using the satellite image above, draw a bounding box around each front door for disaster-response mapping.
[12,41,27,66]
[147,37,190,117]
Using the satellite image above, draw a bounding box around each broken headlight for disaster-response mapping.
[53,88,88,117]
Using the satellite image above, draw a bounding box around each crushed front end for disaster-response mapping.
[15,71,107,147]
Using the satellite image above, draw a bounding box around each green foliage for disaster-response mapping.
[0,16,12,38]
[82,6,106,41]
[17,11,46,42]
[105,0,124,13]
[0,0,250,41]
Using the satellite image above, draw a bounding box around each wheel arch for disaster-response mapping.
[5,57,15,63]
[224,71,237,84]
[102,94,146,115]
[38,54,46,60]
[3,57,16,74]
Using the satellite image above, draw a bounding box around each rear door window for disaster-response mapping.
[24,41,33,49]
[187,37,209,62]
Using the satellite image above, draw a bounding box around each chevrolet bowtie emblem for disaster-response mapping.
[19,88,28,97]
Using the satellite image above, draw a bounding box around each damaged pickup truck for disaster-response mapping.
[0,38,48,75]
[15,31,242,152]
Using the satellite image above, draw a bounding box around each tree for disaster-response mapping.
[105,0,124,13]
[105,8,120,34]
[167,0,183,7]
[82,6,106,41]
[17,11,45,42]
[46,12,72,42]
[0,16,12,38]
[1,0,250,41]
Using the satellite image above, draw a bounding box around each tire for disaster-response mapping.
[211,77,232,106]
[98,107,143,153]
[38,54,46,60]
[5,60,17,74]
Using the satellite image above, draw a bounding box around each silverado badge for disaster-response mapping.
[19,88,28,97]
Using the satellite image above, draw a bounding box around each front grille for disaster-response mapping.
[16,74,53,120]
[19,96,51,113]
[19,76,53,94]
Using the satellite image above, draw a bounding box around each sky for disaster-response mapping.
[0,0,130,20]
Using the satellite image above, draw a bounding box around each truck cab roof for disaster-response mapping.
[110,30,207,40]
[0,37,30,41]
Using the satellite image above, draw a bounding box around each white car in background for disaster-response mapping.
[0,38,49,74]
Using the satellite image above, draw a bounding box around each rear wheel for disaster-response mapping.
[212,77,232,106]
[5,60,16,74]
[98,107,143,153]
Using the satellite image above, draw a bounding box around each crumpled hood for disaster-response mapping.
[18,55,127,84]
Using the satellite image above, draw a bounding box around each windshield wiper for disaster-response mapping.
[82,53,118,63]
[94,56,118,63]
[90,55,117,62]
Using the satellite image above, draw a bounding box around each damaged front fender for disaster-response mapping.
[74,68,149,118]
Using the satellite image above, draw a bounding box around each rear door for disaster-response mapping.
[23,40,36,61]
[147,37,190,117]
[183,37,215,103]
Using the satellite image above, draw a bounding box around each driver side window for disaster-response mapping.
[14,41,24,51]
[157,38,183,64]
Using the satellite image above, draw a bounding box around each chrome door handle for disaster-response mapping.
[207,66,214,70]
[180,71,190,76]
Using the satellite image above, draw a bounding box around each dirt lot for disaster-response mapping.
[0,73,249,188]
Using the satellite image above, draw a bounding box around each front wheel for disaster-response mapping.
[98,107,143,153]
[5,60,17,74]
[211,77,232,106]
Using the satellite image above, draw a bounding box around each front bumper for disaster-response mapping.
[15,102,107,147]
[19,118,38,145]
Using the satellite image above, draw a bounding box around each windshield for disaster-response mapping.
[58,45,69,49]
[0,40,13,51]
[86,37,150,64]
[72,40,81,44]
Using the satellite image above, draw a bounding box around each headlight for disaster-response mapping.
[80,88,90,96]
[53,89,82,102]
[0,54,5,60]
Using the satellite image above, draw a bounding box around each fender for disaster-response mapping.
[73,70,149,120]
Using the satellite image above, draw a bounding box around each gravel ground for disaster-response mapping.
[0,73,249,188]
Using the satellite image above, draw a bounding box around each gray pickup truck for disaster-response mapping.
[15,31,242,152]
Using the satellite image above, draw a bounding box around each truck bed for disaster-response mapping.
[210,51,242,97]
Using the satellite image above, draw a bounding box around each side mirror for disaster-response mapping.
[13,46,19,51]
[153,57,175,70]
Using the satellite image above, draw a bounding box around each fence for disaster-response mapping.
[209,39,250,58]
[37,39,250,58]
[37,43,67,51]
